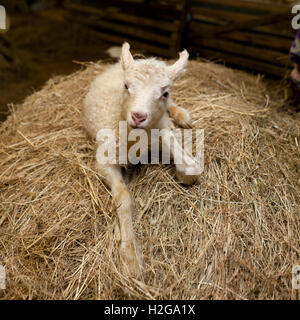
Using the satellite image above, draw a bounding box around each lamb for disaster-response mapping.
[83,42,201,277]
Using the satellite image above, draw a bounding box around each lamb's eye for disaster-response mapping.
[162,91,169,98]
[125,84,129,90]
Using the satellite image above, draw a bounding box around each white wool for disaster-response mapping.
[83,43,199,277]
[105,46,122,58]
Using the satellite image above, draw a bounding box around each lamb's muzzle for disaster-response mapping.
[131,112,147,127]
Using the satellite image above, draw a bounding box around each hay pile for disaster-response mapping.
[0,60,299,300]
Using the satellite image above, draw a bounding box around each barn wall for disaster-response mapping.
[64,0,188,58]
[1,0,296,77]
[63,0,294,77]
[186,0,295,77]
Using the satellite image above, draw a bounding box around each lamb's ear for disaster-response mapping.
[121,42,134,70]
[168,49,189,81]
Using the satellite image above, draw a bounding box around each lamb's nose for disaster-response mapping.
[132,112,147,125]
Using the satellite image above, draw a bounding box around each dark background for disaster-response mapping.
[0,0,295,122]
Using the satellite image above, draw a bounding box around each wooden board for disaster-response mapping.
[187,0,294,77]
[64,0,294,76]
[64,0,187,57]
[188,21,292,52]
[191,0,288,14]
[190,37,290,66]
[189,46,288,77]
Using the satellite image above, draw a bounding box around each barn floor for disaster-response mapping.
[0,9,112,122]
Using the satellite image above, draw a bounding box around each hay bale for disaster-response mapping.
[0,60,299,299]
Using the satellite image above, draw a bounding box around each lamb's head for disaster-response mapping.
[120,42,189,129]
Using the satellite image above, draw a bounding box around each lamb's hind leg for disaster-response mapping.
[96,162,143,277]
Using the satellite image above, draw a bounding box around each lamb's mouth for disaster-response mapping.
[130,123,147,129]
[128,119,149,129]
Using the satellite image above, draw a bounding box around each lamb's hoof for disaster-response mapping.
[169,105,192,128]
[120,238,143,278]
[176,166,200,185]
[178,115,192,129]
[176,171,198,185]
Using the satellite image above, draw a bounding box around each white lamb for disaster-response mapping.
[83,42,200,277]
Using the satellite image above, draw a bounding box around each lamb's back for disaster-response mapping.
[83,63,124,138]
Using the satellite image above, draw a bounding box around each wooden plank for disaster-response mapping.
[69,14,173,46]
[66,0,185,20]
[188,46,288,77]
[255,21,294,38]
[191,0,289,14]
[121,0,144,3]
[190,6,256,22]
[190,9,293,39]
[169,1,189,52]
[190,37,290,67]
[74,25,176,58]
[190,16,293,39]
[211,13,290,36]
[191,9,290,34]
[64,0,185,58]
[64,1,180,32]
[190,0,292,38]
[188,21,292,52]
[96,0,185,14]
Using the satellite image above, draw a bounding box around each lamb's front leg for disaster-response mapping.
[168,103,192,128]
[96,161,143,277]
[159,117,201,185]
